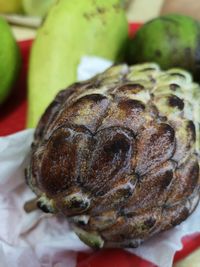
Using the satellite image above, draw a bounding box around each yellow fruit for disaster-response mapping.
[0,17,21,104]
[0,0,22,13]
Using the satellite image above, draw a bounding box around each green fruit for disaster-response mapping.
[27,0,128,127]
[22,0,56,17]
[0,0,23,13]
[0,17,21,104]
[127,14,200,82]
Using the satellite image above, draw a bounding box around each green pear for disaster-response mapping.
[27,0,128,127]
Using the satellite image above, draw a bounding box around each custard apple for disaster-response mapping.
[26,63,200,248]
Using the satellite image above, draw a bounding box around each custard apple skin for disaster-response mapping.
[26,63,200,248]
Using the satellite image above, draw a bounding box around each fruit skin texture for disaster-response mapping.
[126,14,200,82]
[26,63,200,248]
[27,0,128,128]
[0,17,21,104]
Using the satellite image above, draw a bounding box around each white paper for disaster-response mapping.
[0,129,86,267]
[77,56,113,81]
[0,56,200,267]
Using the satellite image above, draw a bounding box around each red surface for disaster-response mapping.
[0,23,200,266]
[0,39,31,135]
[77,249,156,267]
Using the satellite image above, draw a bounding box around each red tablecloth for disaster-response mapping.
[0,23,200,267]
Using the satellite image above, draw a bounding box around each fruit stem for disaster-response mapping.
[24,197,39,213]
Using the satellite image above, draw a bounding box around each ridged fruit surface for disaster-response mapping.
[26,63,200,248]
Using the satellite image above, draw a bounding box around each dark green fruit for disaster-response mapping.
[126,14,200,82]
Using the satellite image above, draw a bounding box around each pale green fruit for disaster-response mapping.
[27,0,128,127]
[0,17,21,104]
[22,0,56,17]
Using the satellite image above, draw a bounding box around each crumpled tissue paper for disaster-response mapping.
[0,56,200,267]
